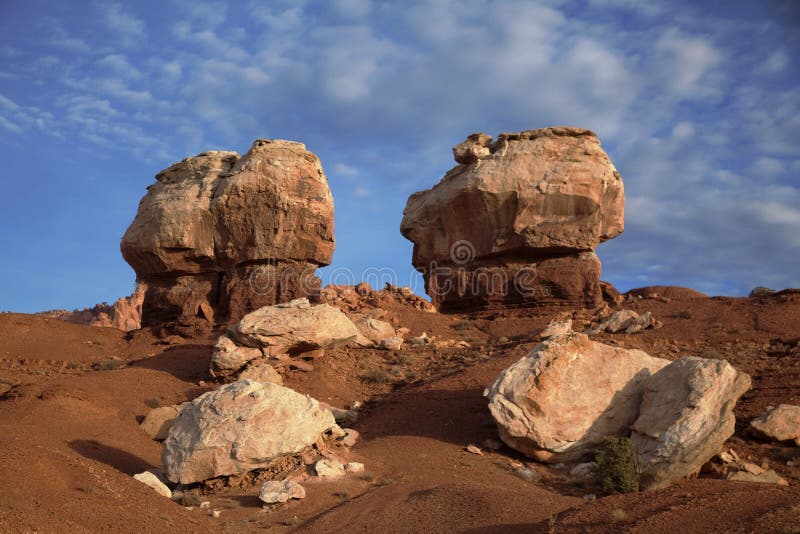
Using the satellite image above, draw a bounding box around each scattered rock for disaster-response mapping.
[345,462,365,474]
[324,405,358,426]
[401,127,625,312]
[513,466,542,483]
[238,362,283,385]
[632,357,751,490]
[485,332,668,462]
[121,141,336,334]
[162,380,336,484]
[341,428,360,448]
[210,335,263,377]
[727,470,788,486]
[379,337,404,350]
[133,470,172,498]
[354,317,396,344]
[229,299,359,356]
[259,480,306,504]
[749,404,800,446]
[589,309,658,334]
[408,332,431,347]
[466,444,484,456]
[140,403,186,441]
[315,459,345,478]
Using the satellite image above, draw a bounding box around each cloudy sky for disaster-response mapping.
[0,0,798,312]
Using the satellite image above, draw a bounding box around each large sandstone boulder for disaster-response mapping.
[401,127,624,312]
[632,357,751,490]
[121,140,335,334]
[162,380,336,484]
[484,332,668,462]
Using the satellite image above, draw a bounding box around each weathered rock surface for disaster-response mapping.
[133,470,172,498]
[485,332,668,462]
[238,362,283,385]
[162,380,336,484]
[353,317,396,344]
[749,404,800,445]
[232,298,357,353]
[210,335,264,377]
[632,357,751,490]
[590,309,658,334]
[401,127,624,312]
[259,480,306,504]
[121,140,335,334]
[140,403,186,441]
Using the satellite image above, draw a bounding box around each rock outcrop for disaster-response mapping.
[162,380,336,484]
[121,140,335,335]
[39,282,145,331]
[401,127,624,312]
[484,331,668,462]
[632,357,751,490]
[211,298,359,377]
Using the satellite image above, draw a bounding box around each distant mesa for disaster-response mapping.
[121,139,335,336]
[401,126,625,312]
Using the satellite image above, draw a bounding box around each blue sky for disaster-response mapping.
[0,0,798,312]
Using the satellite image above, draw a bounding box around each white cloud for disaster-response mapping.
[96,2,146,47]
[655,28,721,95]
[96,54,143,79]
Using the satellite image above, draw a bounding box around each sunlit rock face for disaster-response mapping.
[401,127,625,312]
[121,139,335,335]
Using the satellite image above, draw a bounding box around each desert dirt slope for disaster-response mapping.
[0,289,799,533]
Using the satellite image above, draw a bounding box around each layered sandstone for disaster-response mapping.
[121,140,335,334]
[400,127,624,312]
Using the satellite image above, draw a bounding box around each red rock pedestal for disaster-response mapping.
[401,127,624,312]
[121,140,335,335]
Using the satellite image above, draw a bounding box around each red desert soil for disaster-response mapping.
[1,289,799,533]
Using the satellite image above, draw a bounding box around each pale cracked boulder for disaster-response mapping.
[632,357,751,490]
[133,471,172,498]
[121,140,335,334]
[162,380,336,484]
[401,127,624,312]
[484,332,668,462]
[748,404,800,446]
[225,298,359,358]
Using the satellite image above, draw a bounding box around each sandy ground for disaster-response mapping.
[1,289,799,533]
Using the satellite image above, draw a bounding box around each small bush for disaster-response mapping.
[676,310,693,319]
[452,320,472,331]
[362,369,393,384]
[594,437,639,494]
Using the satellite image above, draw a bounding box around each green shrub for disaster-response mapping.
[594,436,639,494]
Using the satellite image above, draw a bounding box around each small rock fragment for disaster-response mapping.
[341,428,360,448]
[133,471,172,498]
[513,466,541,483]
[727,469,788,486]
[315,459,345,478]
[345,462,365,474]
[379,337,404,350]
[466,444,484,456]
[749,404,800,446]
[259,480,307,504]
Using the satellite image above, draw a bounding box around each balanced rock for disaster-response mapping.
[748,404,800,446]
[632,357,751,490]
[121,140,335,335]
[485,332,668,462]
[162,380,336,484]
[401,127,624,312]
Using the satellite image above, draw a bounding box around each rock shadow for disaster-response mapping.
[69,439,155,476]
[129,344,213,382]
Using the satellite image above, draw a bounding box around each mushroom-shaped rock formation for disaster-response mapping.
[400,127,624,312]
[121,139,335,335]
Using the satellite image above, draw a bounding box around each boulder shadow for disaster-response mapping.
[69,439,155,476]
[129,344,213,382]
